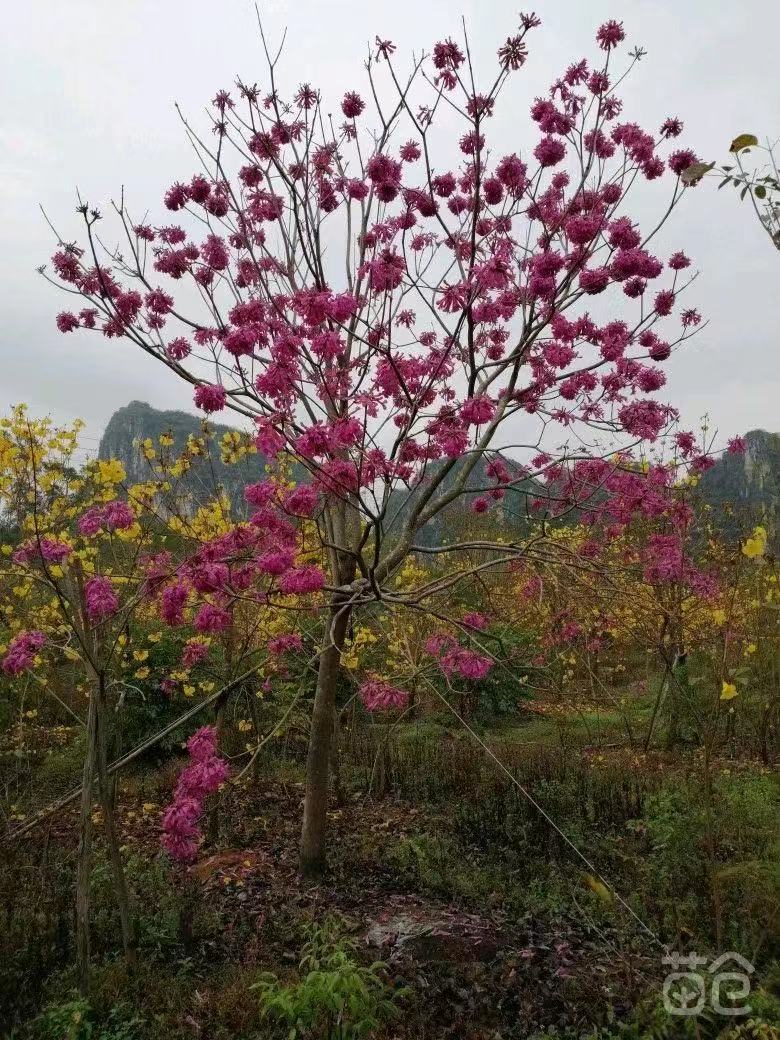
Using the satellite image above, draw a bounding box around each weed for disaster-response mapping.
[251,916,406,1039]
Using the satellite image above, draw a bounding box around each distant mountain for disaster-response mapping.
[98,404,780,547]
[98,401,264,510]
[700,429,780,545]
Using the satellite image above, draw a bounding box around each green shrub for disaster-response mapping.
[251,917,406,1039]
[20,998,146,1040]
[22,998,94,1040]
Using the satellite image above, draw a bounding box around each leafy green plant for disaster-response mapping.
[20,999,145,1040]
[25,998,94,1040]
[251,917,405,1039]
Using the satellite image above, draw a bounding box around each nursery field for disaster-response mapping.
[2,6,780,1037]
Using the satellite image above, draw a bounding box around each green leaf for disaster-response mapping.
[755,184,767,199]
[729,133,759,153]
[681,161,715,185]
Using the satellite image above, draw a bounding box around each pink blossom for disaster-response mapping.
[2,630,45,676]
[278,566,324,595]
[727,436,747,455]
[463,612,489,630]
[201,234,229,270]
[254,418,286,457]
[681,308,702,327]
[187,725,219,762]
[668,251,690,270]
[103,500,135,529]
[161,726,228,863]
[579,267,610,294]
[495,154,528,194]
[359,678,408,711]
[167,337,191,360]
[164,183,189,210]
[660,118,684,139]
[78,507,105,537]
[268,633,304,655]
[84,576,119,621]
[654,290,675,316]
[432,172,457,197]
[341,92,365,118]
[669,149,698,176]
[161,583,189,625]
[596,20,625,50]
[534,136,566,167]
[447,647,493,680]
[461,395,496,426]
[194,384,226,413]
[57,312,80,332]
[367,249,405,292]
[618,400,671,441]
[283,483,319,516]
[193,603,231,633]
[400,140,421,162]
[182,640,209,668]
[675,431,697,456]
[258,547,295,576]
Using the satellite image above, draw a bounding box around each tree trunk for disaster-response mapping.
[95,678,137,971]
[75,690,99,996]
[330,705,344,806]
[248,687,263,782]
[299,599,352,876]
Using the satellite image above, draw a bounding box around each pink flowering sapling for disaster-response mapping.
[161,726,229,863]
[48,16,711,873]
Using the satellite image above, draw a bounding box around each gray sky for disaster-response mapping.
[2,0,777,454]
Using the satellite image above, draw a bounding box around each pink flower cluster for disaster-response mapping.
[2,630,45,676]
[359,678,409,711]
[161,726,229,863]
[153,487,326,640]
[193,384,227,413]
[181,639,209,668]
[425,634,493,680]
[84,576,119,621]
[268,633,303,655]
[78,500,135,536]
[13,537,72,567]
[641,532,716,596]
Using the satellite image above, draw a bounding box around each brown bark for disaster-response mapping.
[299,599,352,876]
[75,690,99,995]
[94,678,137,970]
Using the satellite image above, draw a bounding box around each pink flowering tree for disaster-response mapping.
[0,413,302,990]
[46,15,705,874]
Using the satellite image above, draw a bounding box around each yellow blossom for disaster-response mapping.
[97,459,126,484]
[742,526,767,560]
[720,681,738,701]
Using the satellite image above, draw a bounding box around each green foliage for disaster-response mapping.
[639,771,779,951]
[18,999,145,1040]
[22,998,94,1040]
[251,917,405,1039]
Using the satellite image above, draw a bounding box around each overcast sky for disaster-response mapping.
[2,0,777,456]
